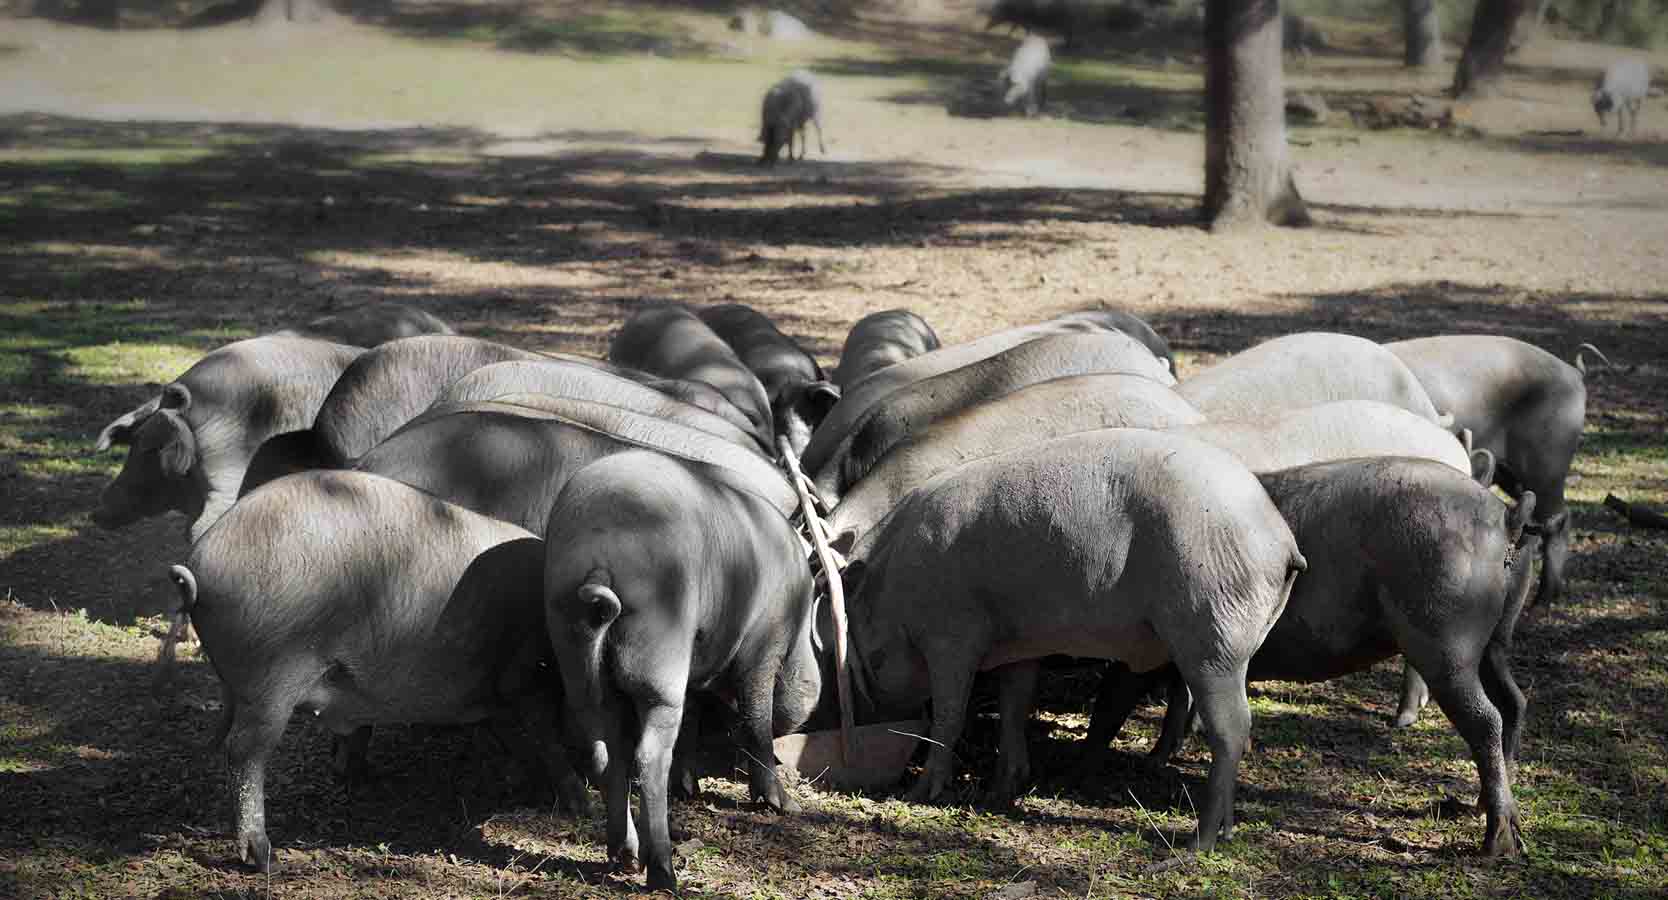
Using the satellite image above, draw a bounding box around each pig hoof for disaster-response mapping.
[612,850,642,876]
[904,778,939,806]
[239,833,274,872]
[1483,815,1525,857]
[646,862,678,892]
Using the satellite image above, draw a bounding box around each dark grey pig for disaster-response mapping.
[1088,458,1539,857]
[826,372,1203,547]
[160,470,586,871]
[545,450,821,891]
[808,330,1175,503]
[1177,332,1442,425]
[696,303,841,456]
[92,335,361,541]
[831,308,942,390]
[759,70,826,165]
[608,305,776,452]
[841,428,1305,853]
[274,302,453,347]
[1387,335,1586,608]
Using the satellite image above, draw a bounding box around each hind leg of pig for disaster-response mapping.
[1081,662,1168,769]
[907,642,982,805]
[1181,668,1251,853]
[737,663,798,814]
[601,707,641,875]
[1479,642,1527,772]
[1421,656,1523,856]
[988,661,1040,808]
[1394,663,1430,728]
[1148,673,1195,764]
[633,700,686,892]
[668,704,703,802]
[224,697,295,872]
[1537,499,1572,607]
[498,698,590,817]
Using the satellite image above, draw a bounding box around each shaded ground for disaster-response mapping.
[1,3,1666,898]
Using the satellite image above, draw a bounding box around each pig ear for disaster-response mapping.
[161,382,191,411]
[1470,448,1496,486]
[802,381,841,428]
[93,396,161,452]
[157,410,196,478]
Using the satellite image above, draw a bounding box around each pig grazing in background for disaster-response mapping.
[1592,59,1650,136]
[545,450,822,891]
[92,335,361,541]
[759,70,826,166]
[159,470,587,872]
[1001,36,1052,116]
[832,308,942,390]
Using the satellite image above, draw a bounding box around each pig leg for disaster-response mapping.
[1536,499,1571,607]
[224,698,294,872]
[633,700,685,892]
[1181,668,1251,852]
[738,662,799,814]
[989,660,1040,808]
[1417,656,1523,856]
[669,704,703,802]
[1479,642,1526,771]
[329,726,373,794]
[1081,662,1168,768]
[601,706,641,875]
[1393,663,1430,728]
[504,697,591,817]
[1148,672,1195,764]
[907,642,982,804]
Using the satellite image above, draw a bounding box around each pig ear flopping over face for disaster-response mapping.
[802,381,842,429]
[155,410,197,479]
[1470,448,1496,486]
[93,396,161,452]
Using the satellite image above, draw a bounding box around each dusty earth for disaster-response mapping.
[1,2,1666,898]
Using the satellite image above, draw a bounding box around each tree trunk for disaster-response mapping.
[257,0,333,23]
[1451,0,1529,98]
[1202,0,1309,231]
[1403,0,1442,68]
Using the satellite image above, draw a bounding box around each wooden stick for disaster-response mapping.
[1604,493,1668,530]
[781,438,855,765]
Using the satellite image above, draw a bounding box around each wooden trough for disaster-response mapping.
[777,439,923,789]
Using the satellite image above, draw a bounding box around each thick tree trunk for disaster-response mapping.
[1403,0,1442,68]
[257,0,333,23]
[1451,0,1529,98]
[1202,0,1309,231]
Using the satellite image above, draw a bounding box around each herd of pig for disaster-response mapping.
[90,300,1597,890]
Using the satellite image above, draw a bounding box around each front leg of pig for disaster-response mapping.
[906,635,984,804]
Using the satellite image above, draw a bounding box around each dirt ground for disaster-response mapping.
[1,3,1666,898]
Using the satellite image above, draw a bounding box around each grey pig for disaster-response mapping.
[1593,59,1650,136]
[1001,35,1052,116]
[759,70,826,165]
[832,308,942,390]
[839,428,1305,852]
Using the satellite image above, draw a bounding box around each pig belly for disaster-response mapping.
[979,621,1170,673]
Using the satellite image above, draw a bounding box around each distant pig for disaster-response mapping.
[273,303,453,347]
[1000,36,1052,116]
[759,70,826,166]
[1592,59,1650,136]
